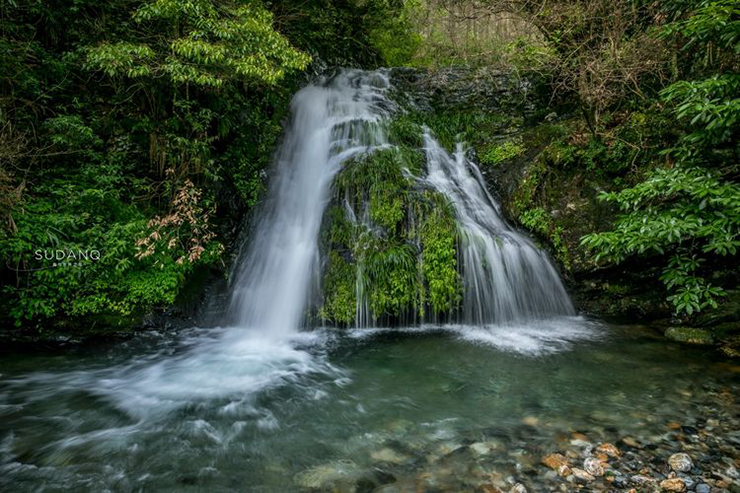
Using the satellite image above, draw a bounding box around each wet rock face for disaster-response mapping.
[389,67,536,115]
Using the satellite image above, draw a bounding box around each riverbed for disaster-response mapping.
[1,319,738,491]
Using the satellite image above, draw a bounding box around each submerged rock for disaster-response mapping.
[668,453,693,472]
[371,448,409,464]
[294,460,359,489]
[665,327,713,345]
[597,442,620,457]
[571,468,595,482]
[542,453,569,470]
[660,478,686,491]
[583,457,605,476]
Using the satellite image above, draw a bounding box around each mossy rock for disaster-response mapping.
[664,327,714,345]
[720,336,740,358]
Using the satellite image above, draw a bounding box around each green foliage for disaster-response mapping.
[320,141,461,325]
[479,140,525,167]
[0,0,408,330]
[392,110,512,152]
[85,0,310,87]
[0,167,221,326]
[365,242,421,317]
[519,207,550,236]
[369,0,423,66]
[419,193,461,313]
[320,251,357,325]
[581,0,740,318]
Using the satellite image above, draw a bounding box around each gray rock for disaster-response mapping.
[509,483,527,493]
[669,453,694,472]
[695,484,710,493]
[572,468,595,482]
[583,457,605,477]
[631,474,657,485]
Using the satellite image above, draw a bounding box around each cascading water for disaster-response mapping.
[227,70,393,335]
[421,132,575,324]
[64,69,580,419]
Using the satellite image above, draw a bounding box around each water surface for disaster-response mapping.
[1,320,737,491]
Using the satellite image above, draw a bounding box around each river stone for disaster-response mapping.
[571,468,595,482]
[668,453,693,472]
[371,448,407,464]
[470,441,501,455]
[583,457,605,476]
[665,327,713,345]
[695,483,711,493]
[542,453,569,470]
[294,460,358,489]
[630,474,657,485]
[620,436,641,448]
[597,443,620,457]
[509,483,527,493]
[660,478,686,492]
[557,465,571,477]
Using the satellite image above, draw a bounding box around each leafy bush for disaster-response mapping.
[581,1,739,318]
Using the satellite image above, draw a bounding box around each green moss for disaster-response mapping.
[512,160,547,216]
[365,242,421,317]
[420,192,461,314]
[388,110,513,152]
[480,140,525,167]
[321,251,357,325]
[551,226,571,271]
[664,327,714,345]
[388,116,424,148]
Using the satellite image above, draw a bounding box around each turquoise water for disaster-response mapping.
[1,319,737,491]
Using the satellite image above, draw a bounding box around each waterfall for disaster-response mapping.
[227,70,393,335]
[227,68,573,333]
[421,132,575,324]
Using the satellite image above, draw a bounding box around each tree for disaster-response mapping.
[581,0,740,318]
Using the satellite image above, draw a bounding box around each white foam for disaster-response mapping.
[448,316,601,355]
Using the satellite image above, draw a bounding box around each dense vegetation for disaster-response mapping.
[0,0,412,330]
[1,0,738,332]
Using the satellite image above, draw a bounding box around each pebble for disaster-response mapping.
[597,442,620,457]
[571,468,595,482]
[542,453,568,470]
[583,457,605,476]
[660,478,686,492]
[630,474,656,485]
[621,437,641,448]
[668,453,693,472]
[695,484,711,493]
[509,483,527,493]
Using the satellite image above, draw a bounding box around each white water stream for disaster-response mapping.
[227,70,393,334]
[422,133,574,324]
